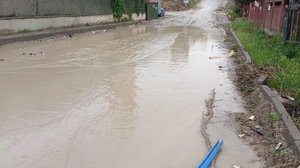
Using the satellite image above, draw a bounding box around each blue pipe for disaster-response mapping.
[197,140,223,168]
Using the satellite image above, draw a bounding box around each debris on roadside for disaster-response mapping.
[248,116,255,120]
[275,142,282,150]
[219,13,228,16]
[0,58,4,62]
[250,126,264,135]
[232,164,242,168]
[92,30,100,34]
[27,51,45,56]
[286,96,294,101]
[255,125,261,129]
[238,134,246,138]
[209,50,235,59]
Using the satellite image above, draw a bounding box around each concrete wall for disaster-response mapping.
[0,14,146,34]
[0,0,112,17]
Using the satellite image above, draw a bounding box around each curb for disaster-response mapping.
[0,21,140,46]
[230,29,252,63]
[260,85,300,157]
[257,74,268,85]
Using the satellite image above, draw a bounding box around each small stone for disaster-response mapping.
[256,151,262,157]
[255,125,262,129]
[241,126,250,133]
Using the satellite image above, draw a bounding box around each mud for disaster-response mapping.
[0,0,264,167]
[223,23,300,167]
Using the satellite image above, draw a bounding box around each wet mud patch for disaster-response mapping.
[223,24,300,167]
[201,89,222,168]
[201,89,216,150]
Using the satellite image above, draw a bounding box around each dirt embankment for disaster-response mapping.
[223,24,300,167]
[161,0,200,11]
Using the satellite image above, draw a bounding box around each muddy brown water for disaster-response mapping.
[0,0,262,167]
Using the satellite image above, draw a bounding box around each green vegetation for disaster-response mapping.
[111,0,124,22]
[19,28,31,33]
[280,150,287,157]
[43,13,60,16]
[120,17,133,22]
[85,23,91,27]
[134,0,145,16]
[111,0,144,22]
[190,0,198,6]
[228,6,240,20]
[269,113,283,122]
[232,20,300,105]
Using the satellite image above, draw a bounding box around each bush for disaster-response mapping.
[111,0,124,22]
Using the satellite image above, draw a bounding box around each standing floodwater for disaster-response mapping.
[0,0,262,167]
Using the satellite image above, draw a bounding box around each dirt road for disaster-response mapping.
[0,0,262,167]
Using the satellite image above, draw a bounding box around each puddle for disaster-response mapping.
[0,0,262,167]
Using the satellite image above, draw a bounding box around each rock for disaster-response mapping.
[241,126,250,133]
[256,151,262,157]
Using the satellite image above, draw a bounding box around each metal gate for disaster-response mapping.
[282,7,300,42]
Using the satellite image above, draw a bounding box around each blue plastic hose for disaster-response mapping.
[197,140,223,168]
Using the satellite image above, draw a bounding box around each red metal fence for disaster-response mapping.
[246,0,285,33]
[241,0,300,41]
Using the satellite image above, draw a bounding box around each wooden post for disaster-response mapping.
[295,11,299,41]
[290,11,295,40]
[278,0,285,33]
[270,0,276,31]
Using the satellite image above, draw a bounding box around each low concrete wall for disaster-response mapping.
[0,0,112,17]
[0,14,145,35]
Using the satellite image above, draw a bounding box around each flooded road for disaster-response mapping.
[0,0,262,167]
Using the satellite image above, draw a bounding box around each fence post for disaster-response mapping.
[278,0,284,33]
[290,11,295,40]
[270,0,275,31]
[296,11,299,41]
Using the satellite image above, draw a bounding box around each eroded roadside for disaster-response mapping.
[223,21,300,167]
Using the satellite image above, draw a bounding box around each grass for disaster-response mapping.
[231,20,300,104]
[19,28,31,33]
[269,113,283,122]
